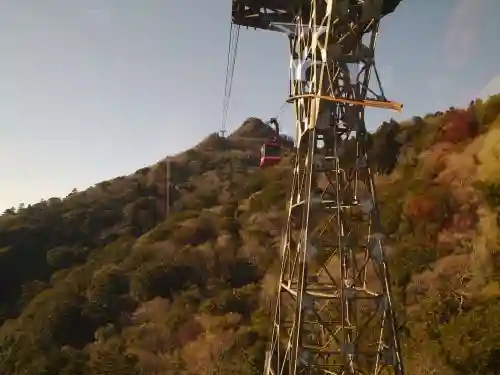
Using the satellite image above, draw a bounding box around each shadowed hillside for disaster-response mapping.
[1,94,500,374]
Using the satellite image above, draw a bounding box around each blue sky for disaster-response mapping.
[0,0,499,211]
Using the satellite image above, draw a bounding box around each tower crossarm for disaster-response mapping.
[231,0,403,31]
[287,94,403,112]
[231,0,303,30]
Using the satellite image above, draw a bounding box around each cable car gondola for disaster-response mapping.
[260,118,282,168]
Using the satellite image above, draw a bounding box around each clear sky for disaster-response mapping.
[1,0,499,211]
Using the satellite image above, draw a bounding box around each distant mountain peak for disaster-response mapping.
[194,132,224,151]
[229,117,275,140]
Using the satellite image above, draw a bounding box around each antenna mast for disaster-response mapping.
[166,157,170,218]
[158,158,171,221]
[231,0,405,374]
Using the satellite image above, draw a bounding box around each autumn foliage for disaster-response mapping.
[404,193,436,221]
[438,109,479,143]
[2,97,500,375]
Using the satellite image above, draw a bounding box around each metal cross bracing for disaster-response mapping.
[231,0,405,374]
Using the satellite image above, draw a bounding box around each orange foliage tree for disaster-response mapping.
[438,109,478,143]
[404,193,437,222]
[403,185,452,240]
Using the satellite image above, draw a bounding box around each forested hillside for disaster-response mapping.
[1,96,500,375]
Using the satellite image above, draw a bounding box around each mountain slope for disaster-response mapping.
[1,95,500,374]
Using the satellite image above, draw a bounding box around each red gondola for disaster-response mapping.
[260,118,282,168]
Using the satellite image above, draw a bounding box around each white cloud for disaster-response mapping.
[443,0,489,70]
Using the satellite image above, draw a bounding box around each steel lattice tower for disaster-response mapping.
[232,1,405,374]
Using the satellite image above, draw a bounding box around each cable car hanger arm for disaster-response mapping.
[267,117,280,135]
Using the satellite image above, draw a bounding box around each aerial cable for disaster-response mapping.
[224,25,240,127]
[221,21,240,137]
[269,102,287,123]
[222,25,240,135]
[221,23,234,136]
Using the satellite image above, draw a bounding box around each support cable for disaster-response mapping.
[221,22,240,137]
